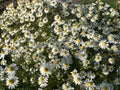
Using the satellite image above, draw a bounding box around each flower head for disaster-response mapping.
[6,76,19,89]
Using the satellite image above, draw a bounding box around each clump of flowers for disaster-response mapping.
[0,0,120,89]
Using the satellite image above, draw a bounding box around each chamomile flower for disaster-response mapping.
[43,17,48,23]
[82,60,90,67]
[75,38,82,45]
[52,58,61,69]
[108,34,115,43]
[99,82,113,90]
[87,72,96,80]
[102,66,109,75]
[84,80,95,90]
[51,47,59,55]
[62,83,74,90]
[40,63,51,76]
[54,15,61,21]
[6,64,18,75]
[44,7,49,13]
[111,45,119,52]
[1,58,7,65]
[73,76,82,85]
[114,78,120,85]
[94,53,102,63]
[71,69,78,77]
[0,51,6,59]
[62,2,68,9]
[50,0,57,7]
[39,22,44,27]
[0,0,119,89]
[60,49,69,57]
[38,75,48,88]
[36,47,44,54]
[6,76,19,89]
[61,62,70,70]
[108,58,115,64]
[79,51,88,60]
[99,40,109,49]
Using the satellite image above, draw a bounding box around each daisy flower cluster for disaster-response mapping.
[0,0,120,89]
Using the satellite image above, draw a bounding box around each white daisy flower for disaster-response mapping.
[60,49,69,57]
[36,47,44,54]
[71,69,78,78]
[111,45,119,52]
[87,72,96,80]
[6,76,19,89]
[99,40,109,49]
[82,60,90,67]
[1,58,7,65]
[43,17,48,23]
[44,7,49,13]
[62,83,74,90]
[50,0,57,7]
[84,80,95,90]
[102,66,109,75]
[79,51,88,60]
[40,63,51,76]
[6,63,18,75]
[54,26,62,35]
[39,22,44,27]
[75,38,83,45]
[38,75,48,88]
[54,15,61,21]
[61,62,70,70]
[51,47,59,55]
[73,76,82,85]
[94,53,102,63]
[0,51,6,59]
[108,34,115,43]
[52,58,61,69]
[30,15,35,22]
[62,2,68,9]
[99,82,114,90]
[108,58,115,64]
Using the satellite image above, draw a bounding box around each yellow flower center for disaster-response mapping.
[84,61,88,65]
[104,86,108,90]
[76,77,80,82]
[37,48,41,51]
[81,54,85,58]
[64,86,68,90]
[56,60,59,64]
[9,79,15,84]
[95,56,100,61]
[101,42,106,47]
[77,39,81,43]
[87,82,92,87]
[89,41,93,45]
[109,35,113,40]
[72,72,77,76]
[43,68,48,73]
[112,45,118,51]
[66,43,70,46]
[81,31,86,35]
[63,63,67,67]
[8,67,14,72]
[40,77,44,81]
[62,51,67,55]
[53,49,57,52]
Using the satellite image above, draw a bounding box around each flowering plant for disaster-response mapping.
[0,0,120,90]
